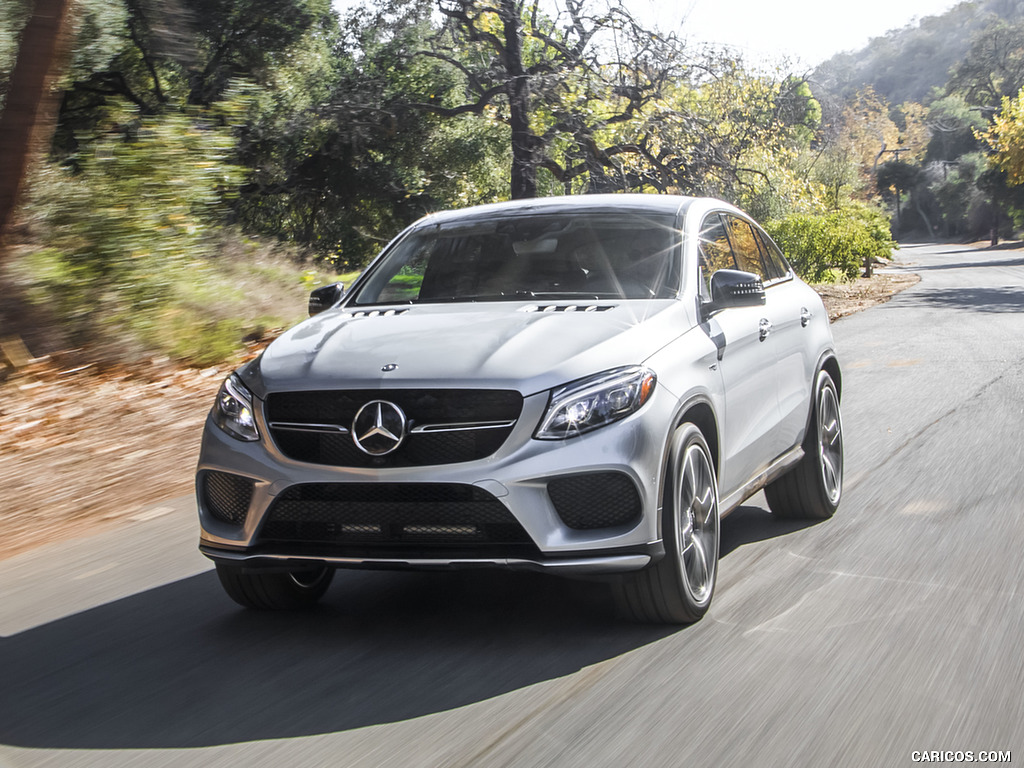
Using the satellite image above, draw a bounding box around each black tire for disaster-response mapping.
[765,369,843,520]
[615,424,720,624]
[215,564,334,610]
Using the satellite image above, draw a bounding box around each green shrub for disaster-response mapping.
[765,204,897,283]
[21,100,265,363]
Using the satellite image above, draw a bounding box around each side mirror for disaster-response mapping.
[703,269,765,318]
[308,282,345,317]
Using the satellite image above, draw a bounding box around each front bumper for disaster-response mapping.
[197,390,675,574]
[199,543,661,575]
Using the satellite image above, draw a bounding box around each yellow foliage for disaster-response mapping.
[896,102,931,164]
[837,88,900,171]
[981,87,1024,185]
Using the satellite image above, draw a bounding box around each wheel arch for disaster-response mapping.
[798,351,842,450]
[819,351,842,402]
[655,395,721,533]
[675,399,721,480]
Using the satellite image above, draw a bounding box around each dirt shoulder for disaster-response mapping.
[0,361,228,559]
[815,270,920,321]
[0,271,920,561]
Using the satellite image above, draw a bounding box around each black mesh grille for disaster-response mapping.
[266,389,522,467]
[202,471,254,525]
[547,473,643,530]
[257,483,536,556]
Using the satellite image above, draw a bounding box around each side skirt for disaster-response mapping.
[719,445,805,517]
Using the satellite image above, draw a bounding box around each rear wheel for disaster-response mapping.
[765,369,843,520]
[215,564,334,610]
[615,423,720,624]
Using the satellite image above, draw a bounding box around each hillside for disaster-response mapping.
[813,0,1024,105]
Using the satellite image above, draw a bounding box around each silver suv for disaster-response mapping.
[196,194,842,623]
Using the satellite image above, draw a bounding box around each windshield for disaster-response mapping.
[349,212,681,306]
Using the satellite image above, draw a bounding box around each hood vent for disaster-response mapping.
[340,308,411,319]
[519,304,617,314]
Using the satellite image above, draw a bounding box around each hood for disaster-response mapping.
[243,301,689,397]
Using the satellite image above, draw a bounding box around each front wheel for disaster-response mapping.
[215,563,334,610]
[615,423,720,624]
[765,369,843,520]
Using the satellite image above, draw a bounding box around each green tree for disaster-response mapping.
[233,0,511,264]
[948,19,1024,108]
[182,0,335,105]
[876,159,921,236]
[925,95,987,162]
[417,0,689,198]
[929,152,986,236]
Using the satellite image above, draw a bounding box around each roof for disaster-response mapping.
[415,194,706,227]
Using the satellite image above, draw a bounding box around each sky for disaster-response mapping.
[639,0,964,67]
[332,0,965,68]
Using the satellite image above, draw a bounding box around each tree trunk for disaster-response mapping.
[0,0,75,264]
[501,0,535,200]
[914,194,935,240]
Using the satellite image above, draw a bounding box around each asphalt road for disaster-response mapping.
[1,242,1022,767]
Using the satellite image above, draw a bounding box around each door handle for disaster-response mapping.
[759,318,772,341]
[800,307,813,327]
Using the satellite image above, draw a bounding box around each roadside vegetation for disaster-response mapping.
[2,0,1024,371]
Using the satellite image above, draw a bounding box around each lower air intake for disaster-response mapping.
[202,471,254,526]
[258,483,536,557]
[547,472,643,530]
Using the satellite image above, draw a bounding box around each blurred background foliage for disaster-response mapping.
[4,0,1024,365]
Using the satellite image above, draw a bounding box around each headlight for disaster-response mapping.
[535,366,656,440]
[212,374,259,441]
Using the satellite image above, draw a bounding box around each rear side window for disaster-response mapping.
[754,228,791,281]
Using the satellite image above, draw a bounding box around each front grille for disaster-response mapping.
[202,471,254,525]
[257,483,536,557]
[266,389,522,468]
[547,473,643,530]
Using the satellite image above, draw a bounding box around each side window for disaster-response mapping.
[724,216,769,280]
[698,214,735,294]
[754,228,791,281]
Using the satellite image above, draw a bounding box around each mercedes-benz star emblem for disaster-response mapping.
[352,400,407,456]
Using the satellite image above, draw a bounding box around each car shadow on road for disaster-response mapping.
[0,567,676,750]
[0,505,822,751]
[720,503,823,559]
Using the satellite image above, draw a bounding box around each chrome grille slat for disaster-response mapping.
[269,422,351,434]
[409,420,516,434]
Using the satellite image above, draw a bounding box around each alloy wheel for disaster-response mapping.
[818,382,843,505]
[676,442,719,604]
